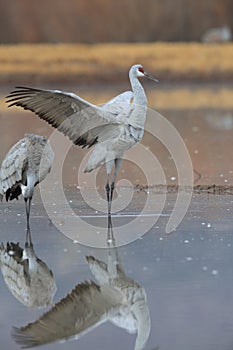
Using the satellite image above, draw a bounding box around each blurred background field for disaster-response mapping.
[0,43,233,85]
[0,43,233,111]
[0,0,232,85]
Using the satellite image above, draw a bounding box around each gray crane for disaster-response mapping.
[0,229,57,308]
[6,64,158,215]
[12,216,150,350]
[0,134,54,231]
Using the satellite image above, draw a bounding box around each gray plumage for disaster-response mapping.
[12,218,150,350]
[6,64,158,214]
[0,134,54,228]
[0,238,57,308]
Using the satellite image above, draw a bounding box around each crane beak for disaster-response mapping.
[144,72,159,83]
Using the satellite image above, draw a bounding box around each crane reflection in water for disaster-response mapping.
[12,216,151,350]
[0,226,57,309]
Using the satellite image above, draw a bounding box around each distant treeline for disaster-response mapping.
[0,0,232,43]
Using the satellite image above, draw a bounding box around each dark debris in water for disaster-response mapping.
[134,184,233,195]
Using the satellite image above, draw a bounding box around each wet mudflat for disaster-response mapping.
[0,191,233,350]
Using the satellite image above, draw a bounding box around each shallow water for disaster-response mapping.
[0,83,233,349]
[0,192,233,350]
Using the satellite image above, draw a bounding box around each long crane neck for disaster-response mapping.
[128,74,147,129]
[130,74,147,106]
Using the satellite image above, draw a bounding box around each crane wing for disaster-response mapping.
[12,280,121,348]
[102,91,133,114]
[6,87,127,148]
[73,91,134,146]
[86,255,126,285]
[0,138,28,195]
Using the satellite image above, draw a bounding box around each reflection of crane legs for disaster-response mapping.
[24,197,32,240]
[106,214,124,279]
[25,212,32,248]
[107,214,114,245]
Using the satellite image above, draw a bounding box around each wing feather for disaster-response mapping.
[0,138,28,194]
[102,91,133,115]
[12,280,121,348]
[6,87,128,148]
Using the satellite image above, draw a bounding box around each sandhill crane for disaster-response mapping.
[202,25,232,43]
[6,64,158,215]
[0,134,54,230]
[12,217,151,350]
[0,229,57,308]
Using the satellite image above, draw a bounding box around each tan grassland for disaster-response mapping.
[0,42,233,82]
[0,43,233,109]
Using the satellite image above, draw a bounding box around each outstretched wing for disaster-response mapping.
[72,91,134,148]
[0,138,28,195]
[12,280,121,348]
[102,91,133,114]
[6,87,127,148]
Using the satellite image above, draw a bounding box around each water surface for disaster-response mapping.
[0,83,232,349]
[0,193,233,350]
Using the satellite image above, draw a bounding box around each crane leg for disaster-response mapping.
[105,160,114,216]
[105,158,123,216]
[105,180,111,216]
[110,182,115,204]
[110,158,123,203]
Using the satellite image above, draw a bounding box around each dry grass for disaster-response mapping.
[0,43,233,109]
[0,42,233,83]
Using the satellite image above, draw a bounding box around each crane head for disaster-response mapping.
[131,64,159,83]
